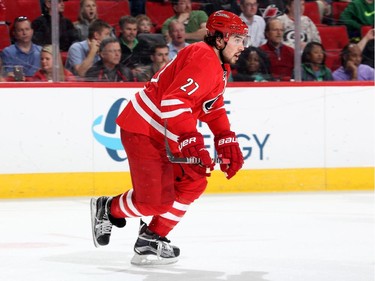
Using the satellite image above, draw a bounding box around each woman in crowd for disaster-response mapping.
[296,41,333,81]
[233,46,273,81]
[75,0,98,41]
[33,45,76,81]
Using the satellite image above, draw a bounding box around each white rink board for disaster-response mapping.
[0,85,373,174]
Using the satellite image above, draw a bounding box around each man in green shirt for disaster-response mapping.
[162,0,208,44]
[340,0,374,40]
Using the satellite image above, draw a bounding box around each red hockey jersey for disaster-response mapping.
[116,41,231,153]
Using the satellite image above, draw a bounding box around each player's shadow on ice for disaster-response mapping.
[43,251,270,281]
[101,266,270,281]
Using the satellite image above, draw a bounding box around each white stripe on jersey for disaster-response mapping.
[172,201,189,211]
[160,212,182,222]
[161,108,192,119]
[119,192,136,217]
[161,99,184,106]
[119,189,144,217]
[139,90,162,117]
[139,90,192,119]
[126,189,144,217]
[131,93,179,142]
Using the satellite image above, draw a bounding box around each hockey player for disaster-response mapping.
[91,10,248,266]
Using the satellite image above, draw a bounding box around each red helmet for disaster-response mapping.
[206,10,248,41]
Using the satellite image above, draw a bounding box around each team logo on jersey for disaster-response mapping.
[203,95,220,113]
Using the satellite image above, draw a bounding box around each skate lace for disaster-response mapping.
[96,214,112,235]
[156,240,174,258]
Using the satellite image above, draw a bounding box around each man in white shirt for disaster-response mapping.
[239,0,266,47]
[167,20,190,60]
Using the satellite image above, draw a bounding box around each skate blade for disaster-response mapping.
[130,253,178,266]
[90,198,100,248]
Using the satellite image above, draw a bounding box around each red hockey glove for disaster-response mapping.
[178,132,215,177]
[214,131,244,179]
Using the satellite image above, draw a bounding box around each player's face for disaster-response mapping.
[221,35,246,64]
[40,51,53,73]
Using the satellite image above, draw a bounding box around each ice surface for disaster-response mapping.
[0,192,373,281]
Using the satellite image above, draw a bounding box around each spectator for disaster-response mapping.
[200,0,241,16]
[332,43,374,80]
[32,0,79,51]
[1,16,42,78]
[65,19,112,78]
[302,0,332,24]
[75,0,98,41]
[136,14,153,34]
[233,46,273,81]
[129,0,146,17]
[340,0,374,40]
[162,0,208,44]
[259,17,295,81]
[32,44,76,81]
[118,15,154,68]
[167,20,190,60]
[294,41,333,81]
[0,57,6,82]
[133,43,170,82]
[257,0,285,16]
[277,0,321,50]
[358,28,374,68]
[85,37,134,82]
[239,0,266,47]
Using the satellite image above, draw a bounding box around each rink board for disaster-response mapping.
[0,168,373,198]
[0,82,373,198]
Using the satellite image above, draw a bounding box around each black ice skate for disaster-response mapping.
[131,220,180,266]
[90,196,126,247]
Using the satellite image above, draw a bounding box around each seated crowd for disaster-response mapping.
[0,0,373,82]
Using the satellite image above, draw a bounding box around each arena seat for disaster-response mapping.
[318,25,349,50]
[325,49,341,71]
[146,1,174,33]
[331,2,349,25]
[97,0,130,29]
[3,0,42,24]
[361,25,373,38]
[63,0,80,22]
[0,22,11,51]
[304,1,321,25]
